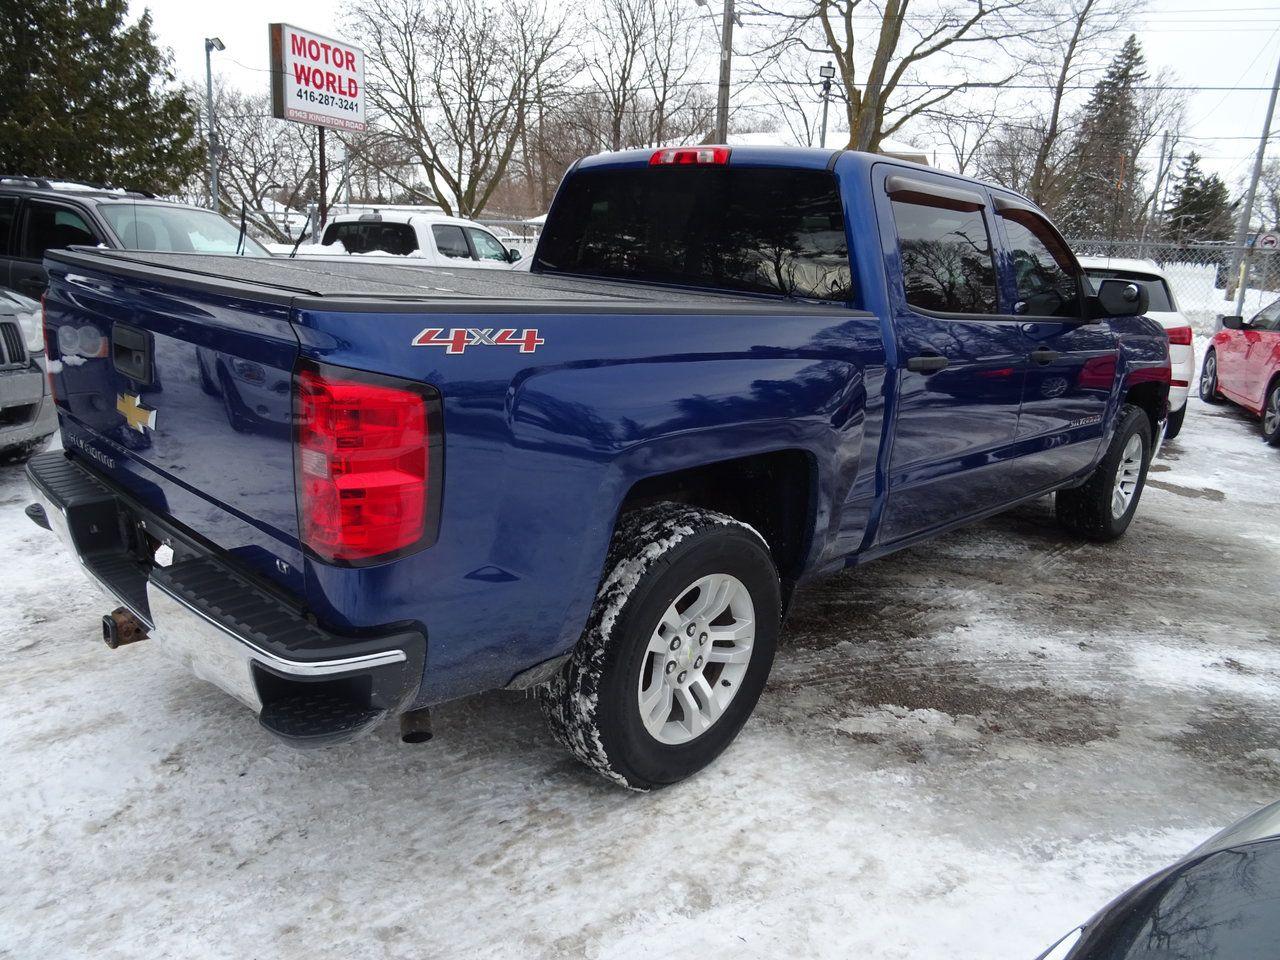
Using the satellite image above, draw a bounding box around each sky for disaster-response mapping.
[135,0,1279,187]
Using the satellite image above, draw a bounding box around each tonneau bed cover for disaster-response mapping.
[47,248,840,314]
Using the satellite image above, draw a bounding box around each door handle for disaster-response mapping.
[1029,347,1060,365]
[906,354,950,374]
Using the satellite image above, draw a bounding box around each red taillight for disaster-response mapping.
[1165,325,1193,346]
[294,364,441,564]
[649,146,730,166]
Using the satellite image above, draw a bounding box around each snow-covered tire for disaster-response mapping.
[1199,349,1223,404]
[539,502,780,791]
[1164,403,1185,440]
[1055,404,1153,542]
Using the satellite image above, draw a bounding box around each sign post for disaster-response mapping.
[269,23,367,231]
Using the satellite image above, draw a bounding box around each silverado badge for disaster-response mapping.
[117,393,157,434]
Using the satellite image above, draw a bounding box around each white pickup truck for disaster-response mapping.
[294,210,524,269]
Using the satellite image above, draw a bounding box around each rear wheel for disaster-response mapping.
[540,502,780,790]
[1164,404,1186,440]
[1056,404,1153,542]
[1263,379,1280,446]
[1199,350,1222,404]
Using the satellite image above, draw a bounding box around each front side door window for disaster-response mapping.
[997,208,1083,318]
[467,228,509,262]
[20,201,98,259]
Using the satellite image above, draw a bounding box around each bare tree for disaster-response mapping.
[346,0,571,217]
[1024,0,1144,203]
[922,98,1002,174]
[748,0,1035,152]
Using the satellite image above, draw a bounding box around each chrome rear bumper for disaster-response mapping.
[26,450,425,746]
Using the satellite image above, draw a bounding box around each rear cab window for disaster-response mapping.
[535,165,852,302]
[887,177,999,315]
[322,220,418,256]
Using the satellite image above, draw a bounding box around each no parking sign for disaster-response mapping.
[1258,232,1280,250]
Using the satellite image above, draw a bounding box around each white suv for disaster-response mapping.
[294,210,523,269]
[1080,257,1194,439]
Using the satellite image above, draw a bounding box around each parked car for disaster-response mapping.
[0,288,55,461]
[296,209,524,268]
[1080,257,1193,439]
[1036,799,1280,959]
[0,176,269,298]
[1200,295,1280,445]
[26,146,1169,789]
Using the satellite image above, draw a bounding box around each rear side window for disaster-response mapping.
[0,197,16,256]
[1084,269,1174,312]
[999,209,1082,317]
[321,221,418,256]
[20,201,97,259]
[890,197,998,314]
[535,167,852,301]
[432,225,472,259]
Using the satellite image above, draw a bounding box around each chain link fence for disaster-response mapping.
[1069,239,1280,334]
[476,218,543,258]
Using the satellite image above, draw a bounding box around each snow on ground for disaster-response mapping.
[3,396,1279,960]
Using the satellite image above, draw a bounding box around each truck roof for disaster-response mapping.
[47,248,847,315]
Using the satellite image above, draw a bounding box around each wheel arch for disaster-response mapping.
[616,448,817,604]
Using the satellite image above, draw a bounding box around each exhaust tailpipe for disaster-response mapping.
[103,607,148,649]
[399,707,433,744]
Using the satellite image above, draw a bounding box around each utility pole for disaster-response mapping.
[697,0,738,143]
[1232,49,1280,317]
[204,37,225,211]
[318,127,328,231]
[819,62,836,149]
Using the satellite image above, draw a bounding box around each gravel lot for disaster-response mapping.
[3,393,1278,960]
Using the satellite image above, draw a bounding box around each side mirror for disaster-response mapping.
[1093,279,1149,318]
[507,247,523,263]
[1221,315,1244,330]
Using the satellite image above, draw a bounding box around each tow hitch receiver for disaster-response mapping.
[103,607,149,649]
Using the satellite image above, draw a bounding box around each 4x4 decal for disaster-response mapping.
[412,327,545,354]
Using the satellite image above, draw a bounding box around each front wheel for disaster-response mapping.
[1055,404,1153,542]
[1263,379,1280,446]
[540,502,780,790]
[1199,350,1222,404]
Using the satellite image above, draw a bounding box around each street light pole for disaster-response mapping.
[819,62,836,149]
[1232,49,1280,318]
[204,37,225,212]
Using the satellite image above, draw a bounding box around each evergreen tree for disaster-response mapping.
[0,0,202,194]
[1164,152,1234,242]
[1055,35,1149,240]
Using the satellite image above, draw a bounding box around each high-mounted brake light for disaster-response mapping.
[649,146,730,166]
[1165,325,1193,346]
[294,363,442,564]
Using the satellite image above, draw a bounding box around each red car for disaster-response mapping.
[1200,296,1280,444]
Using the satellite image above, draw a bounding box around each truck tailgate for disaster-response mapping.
[44,261,305,593]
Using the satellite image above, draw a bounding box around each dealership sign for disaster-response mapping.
[269,23,367,132]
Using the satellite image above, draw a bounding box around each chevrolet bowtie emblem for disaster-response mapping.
[117,393,157,434]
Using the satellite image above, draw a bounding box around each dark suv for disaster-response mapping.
[0,176,269,298]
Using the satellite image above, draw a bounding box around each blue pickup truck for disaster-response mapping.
[26,146,1169,789]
